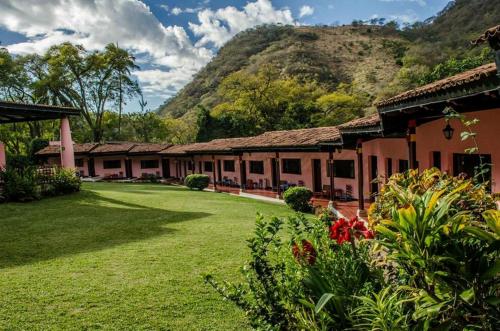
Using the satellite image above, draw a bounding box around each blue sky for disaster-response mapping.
[0,0,451,112]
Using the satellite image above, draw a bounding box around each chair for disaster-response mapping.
[322,185,331,198]
[247,179,254,190]
[339,185,353,201]
[258,179,264,189]
[298,180,304,187]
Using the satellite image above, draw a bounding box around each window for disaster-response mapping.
[103,160,121,169]
[334,160,355,179]
[249,161,264,174]
[204,161,213,172]
[141,160,159,169]
[432,151,441,170]
[398,159,409,172]
[75,159,84,167]
[453,153,491,186]
[223,160,235,172]
[387,158,393,177]
[282,159,301,174]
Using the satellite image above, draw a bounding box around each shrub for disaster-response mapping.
[372,169,500,329]
[205,213,381,330]
[184,174,209,190]
[0,167,40,202]
[206,170,500,330]
[283,186,313,212]
[368,168,495,227]
[141,173,160,183]
[49,167,81,195]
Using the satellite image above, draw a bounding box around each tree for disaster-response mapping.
[213,65,325,136]
[313,84,367,127]
[45,42,140,141]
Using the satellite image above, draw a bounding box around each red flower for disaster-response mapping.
[330,217,375,244]
[292,239,317,265]
[329,218,351,244]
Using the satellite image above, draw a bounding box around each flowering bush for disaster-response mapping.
[205,212,381,330]
[206,170,499,330]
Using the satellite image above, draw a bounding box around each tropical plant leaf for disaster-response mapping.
[315,293,334,314]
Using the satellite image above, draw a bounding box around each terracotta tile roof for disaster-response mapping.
[128,143,171,154]
[338,114,380,130]
[471,25,500,46]
[90,143,136,154]
[232,126,341,149]
[376,63,498,108]
[186,138,248,153]
[36,143,98,156]
[158,144,200,155]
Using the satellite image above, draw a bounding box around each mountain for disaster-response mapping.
[158,24,406,118]
[157,0,499,124]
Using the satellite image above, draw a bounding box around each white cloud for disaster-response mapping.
[299,5,314,18]
[171,7,183,15]
[189,0,294,47]
[389,11,419,24]
[171,6,203,16]
[0,0,297,101]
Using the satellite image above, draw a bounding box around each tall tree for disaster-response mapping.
[45,43,140,141]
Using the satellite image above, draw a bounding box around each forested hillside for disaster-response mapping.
[159,24,405,118]
[158,0,498,141]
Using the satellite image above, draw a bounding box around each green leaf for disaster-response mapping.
[463,226,496,243]
[464,147,479,154]
[315,293,334,314]
[480,260,500,280]
[485,296,500,306]
[459,288,475,304]
[482,210,500,236]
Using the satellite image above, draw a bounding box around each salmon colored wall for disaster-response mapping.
[163,157,194,179]
[130,157,162,178]
[94,156,126,178]
[241,152,274,188]
[361,138,409,197]
[416,108,500,193]
[239,151,359,197]
[47,156,88,176]
[193,155,240,184]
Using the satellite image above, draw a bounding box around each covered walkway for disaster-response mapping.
[0,101,80,170]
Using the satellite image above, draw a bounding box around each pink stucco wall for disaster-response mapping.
[163,157,195,179]
[130,157,162,178]
[46,156,89,176]
[416,108,500,193]
[94,156,126,178]
[196,151,360,197]
[361,138,408,197]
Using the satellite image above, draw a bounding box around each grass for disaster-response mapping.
[0,182,296,330]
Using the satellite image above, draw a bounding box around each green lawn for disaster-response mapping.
[0,183,294,330]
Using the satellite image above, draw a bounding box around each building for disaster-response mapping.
[34,25,500,216]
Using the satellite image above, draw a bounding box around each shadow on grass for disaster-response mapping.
[0,189,211,268]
